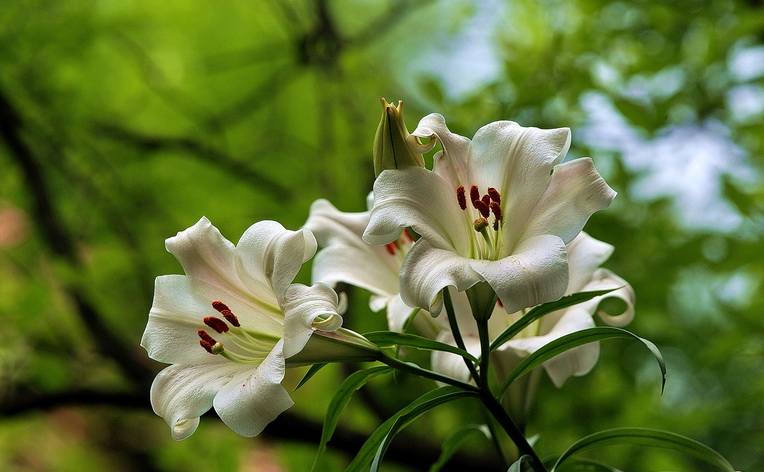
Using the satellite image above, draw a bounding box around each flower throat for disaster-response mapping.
[456,185,504,260]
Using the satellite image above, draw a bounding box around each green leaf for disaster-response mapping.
[551,427,736,472]
[490,289,617,351]
[429,424,490,472]
[345,386,479,472]
[507,455,533,472]
[310,365,393,472]
[552,458,622,472]
[294,363,327,391]
[497,327,665,397]
[365,330,479,364]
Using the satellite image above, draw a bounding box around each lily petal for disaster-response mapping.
[364,167,470,254]
[399,240,482,315]
[470,234,568,314]
[236,221,317,301]
[520,158,616,246]
[581,268,636,327]
[281,283,342,359]
[501,307,599,388]
[150,362,252,440]
[565,232,615,293]
[213,340,293,437]
[410,113,473,189]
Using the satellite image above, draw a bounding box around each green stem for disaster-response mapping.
[443,289,480,380]
[378,352,478,392]
[475,317,547,472]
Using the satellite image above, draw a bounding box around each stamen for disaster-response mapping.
[204,316,229,334]
[481,194,491,208]
[487,187,501,204]
[220,309,241,327]
[403,229,414,242]
[473,218,490,232]
[456,185,467,210]
[473,199,490,218]
[198,329,218,346]
[212,301,230,313]
[470,185,480,203]
[490,202,502,222]
[200,339,215,353]
[385,243,397,255]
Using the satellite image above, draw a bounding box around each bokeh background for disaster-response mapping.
[1,0,762,470]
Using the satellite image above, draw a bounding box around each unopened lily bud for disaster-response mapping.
[373,98,427,176]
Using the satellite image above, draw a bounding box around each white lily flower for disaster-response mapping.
[141,217,347,440]
[305,198,433,335]
[431,232,635,389]
[363,115,617,316]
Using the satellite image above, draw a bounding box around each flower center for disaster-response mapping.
[384,228,414,258]
[197,301,279,365]
[456,185,504,260]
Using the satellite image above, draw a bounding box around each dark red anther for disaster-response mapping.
[403,229,414,242]
[487,187,501,204]
[473,199,490,218]
[385,242,397,255]
[456,185,467,210]
[482,194,491,208]
[470,185,480,203]
[198,329,217,345]
[497,298,504,308]
[212,301,230,313]
[204,316,229,333]
[199,339,215,354]
[490,202,502,222]
[220,310,241,327]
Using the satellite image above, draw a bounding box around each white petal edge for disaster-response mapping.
[565,232,615,293]
[213,340,293,437]
[470,234,568,314]
[398,240,483,316]
[150,362,252,440]
[281,283,342,359]
[519,158,616,247]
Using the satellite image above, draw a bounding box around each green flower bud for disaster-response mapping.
[373,98,427,177]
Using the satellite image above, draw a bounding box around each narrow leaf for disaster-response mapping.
[491,289,617,351]
[294,363,327,391]
[371,389,478,472]
[507,455,532,472]
[311,365,392,472]
[345,386,478,472]
[365,330,479,363]
[497,327,665,397]
[429,425,490,472]
[552,427,736,472]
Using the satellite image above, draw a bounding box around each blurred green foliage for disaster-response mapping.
[0,0,762,470]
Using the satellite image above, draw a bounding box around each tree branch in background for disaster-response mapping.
[94,123,294,199]
[0,388,503,471]
[0,89,153,386]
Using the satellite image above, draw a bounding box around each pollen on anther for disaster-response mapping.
[473,200,490,218]
[204,316,229,333]
[470,185,480,203]
[198,329,217,345]
[490,202,502,222]
[456,186,467,210]
[212,301,230,313]
[199,339,215,354]
[487,187,501,204]
[385,242,397,255]
[220,310,241,328]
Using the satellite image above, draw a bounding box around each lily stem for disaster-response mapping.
[475,317,547,472]
[443,289,481,381]
[378,352,478,392]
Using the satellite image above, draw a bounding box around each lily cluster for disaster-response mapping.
[142,99,632,441]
